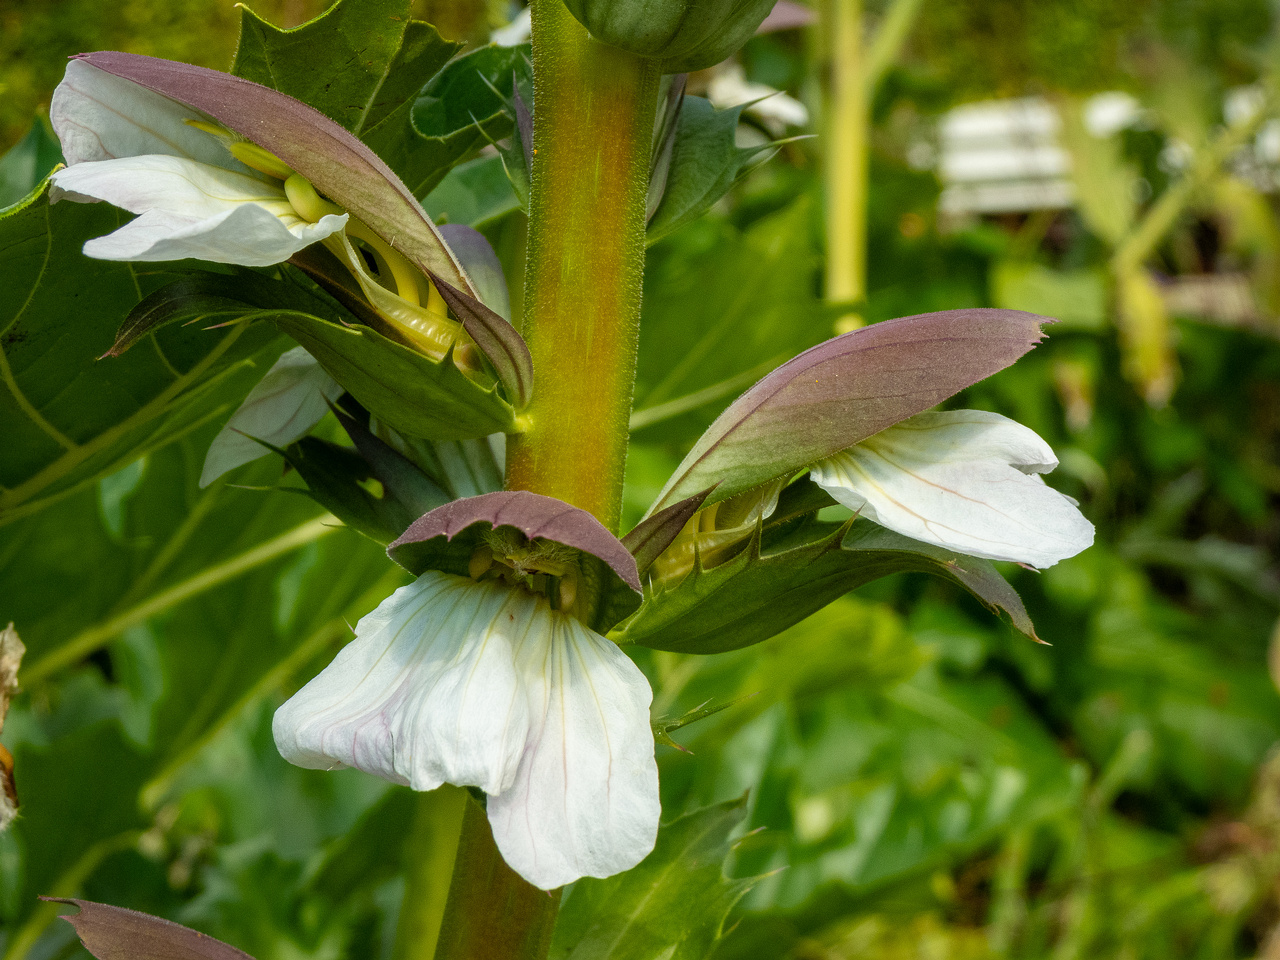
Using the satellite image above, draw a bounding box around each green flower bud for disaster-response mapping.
[562,0,778,72]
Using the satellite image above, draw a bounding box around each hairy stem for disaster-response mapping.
[504,0,661,532]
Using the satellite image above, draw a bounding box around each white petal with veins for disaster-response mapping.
[487,609,660,890]
[200,347,343,488]
[273,572,534,795]
[51,59,239,168]
[50,155,346,265]
[810,410,1094,568]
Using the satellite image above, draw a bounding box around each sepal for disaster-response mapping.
[389,491,642,597]
[273,312,516,440]
[612,511,1038,654]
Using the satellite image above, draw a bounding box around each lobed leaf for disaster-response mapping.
[649,308,1053,513]
[647,96,773,246]
[396,44,525,197]
[232,0,460,139]
[0,185,279,525]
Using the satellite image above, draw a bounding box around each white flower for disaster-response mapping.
[809,410,1094,568]
[273,571,660,890]
[200,347,342,488]
[47,60,347,266]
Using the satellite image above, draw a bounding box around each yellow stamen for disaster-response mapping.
[344,220,422,307]
[228,142,295,180]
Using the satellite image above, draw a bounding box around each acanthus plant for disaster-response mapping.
[10,0,1091,957]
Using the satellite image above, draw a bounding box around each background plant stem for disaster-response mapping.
[392,786,468,960]
[824,0,868,328]
[503,0,661,532]
[431,794,563,960]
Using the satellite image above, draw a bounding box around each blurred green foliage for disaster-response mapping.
[3,0,1280,959]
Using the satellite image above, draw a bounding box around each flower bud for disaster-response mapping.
[562,0,777,72]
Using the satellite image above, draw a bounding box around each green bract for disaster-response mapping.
[561,0,777,72]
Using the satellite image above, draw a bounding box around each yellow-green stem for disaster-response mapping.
[392,786,469,960]
[504,0,662,532]
[824,0,868,329]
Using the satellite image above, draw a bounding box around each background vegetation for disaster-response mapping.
[2,0,1279,958]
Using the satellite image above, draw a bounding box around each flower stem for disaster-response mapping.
[432,793,563,960]
[504,0,662,533]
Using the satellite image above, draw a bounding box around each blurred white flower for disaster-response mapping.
[707,63,808,134]
[273,571,659,890]
[47,60,348,266]
[810,410,1094,568]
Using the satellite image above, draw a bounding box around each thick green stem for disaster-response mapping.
[504,0,661,532]
[425,5,661,959]
[824,0,868,329]
[432,794,563,960]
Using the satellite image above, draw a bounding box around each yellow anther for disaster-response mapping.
[284,174,344,224]
[183,118,233,139]
[469,546,494,580]
[557,572,578,614]
[228,141,294,180]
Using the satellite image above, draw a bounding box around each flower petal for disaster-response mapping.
[487,613,660,890]
[50,155,347,265]
[200,347,343,488]
[273,572,536,795]
[51,59,237,168]
[810,410,1094,567]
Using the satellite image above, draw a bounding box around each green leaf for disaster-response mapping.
[273,312,516,441]
[0,117,63,210]
[612,517,1036,654]
[549,799,754,960]
[232,0,460,137]
[233,0,516,200]
[0,185,280,526]
[108,271,338,358]
[277,437,419,544]
[646,97,771,246]
[424,155,522,228]
[385,44,525,198]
